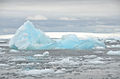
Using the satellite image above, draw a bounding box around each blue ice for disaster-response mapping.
[9,21,105,50]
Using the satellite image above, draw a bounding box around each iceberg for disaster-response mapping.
[9,20,105,50]
[9,21,55,50]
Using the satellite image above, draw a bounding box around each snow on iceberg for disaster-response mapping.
[9,21,105,50]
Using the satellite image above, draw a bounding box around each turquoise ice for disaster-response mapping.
[9,21,105,50]
[9,21,54,50]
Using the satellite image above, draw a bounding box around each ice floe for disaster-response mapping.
[10,49,19,52]
[21,69,54,75]
[17,63,34,66]
[49,57,78,66]
[10,57,26,62]
[0,64,9,67]
[107,45,120,48]
[55,68,66,74]
[83,55,97,59]
[34,51,49,58]
[85,57,104,64]
[107,51,120,55]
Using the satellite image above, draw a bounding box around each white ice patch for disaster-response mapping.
[10,49,19,52]
[21,69,54,75]
[10,57,26,62]
[83,55,97,59]
[49,57,78,66]
[86,57,104,64]
[43,51,49,56]
[107,51,120,55]
[0,64,9,67]
[94,51,104,54]
[34,51,49,57]
[55,68,66,74]
[105,40,117,43]
[17,63,34,66]
[94,46,105,49]
[107,45,120,48]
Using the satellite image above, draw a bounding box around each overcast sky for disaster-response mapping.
[0,0,120,34]
[0,0,120,18]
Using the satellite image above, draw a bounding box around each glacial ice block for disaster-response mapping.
[56,34,105,49]
[56,34,81,49]
[9,20,54,50]
[9,21,105,50]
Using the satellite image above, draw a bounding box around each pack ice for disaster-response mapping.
[9,21,105,50]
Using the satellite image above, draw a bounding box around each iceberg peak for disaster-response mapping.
[9,20,54,50]
[23,20,34,28]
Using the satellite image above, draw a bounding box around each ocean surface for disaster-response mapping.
[0,33,120,79]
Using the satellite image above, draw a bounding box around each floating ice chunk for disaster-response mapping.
[17,63,34,66]
[21,69,54,75]
[83,55,97,59]
[88,60,104,64]
[107,51,120,55]
[105,39,117,43]
[93,57,103,60]
[34,54,43,57]
[94,46,105,49]
[0,64,9,67]
[94,51,104,54]
[107,45,120,48]
[10,57,26,62]
[9,20,54,50]
[43,51,49,56]
[86,57,104,64]
[10,49,19,52]
[55,68,66,74]
[49,57,78,66]
[34,51,49,57]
